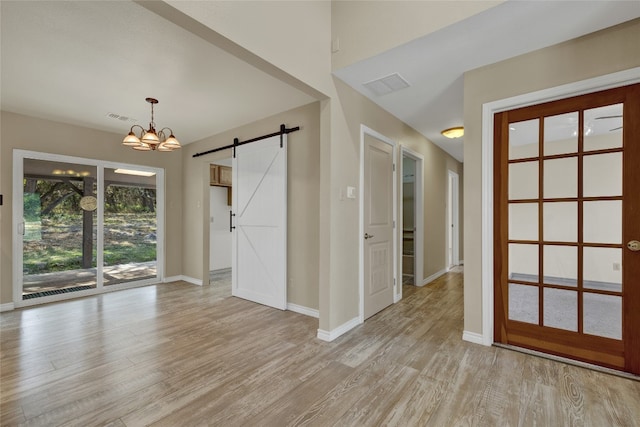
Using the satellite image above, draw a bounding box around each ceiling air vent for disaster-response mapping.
[363,73,410,96]
[106,113,136,122]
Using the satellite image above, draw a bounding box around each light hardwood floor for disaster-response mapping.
[1,269,639,426]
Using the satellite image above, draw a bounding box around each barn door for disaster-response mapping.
[232,134,287,310]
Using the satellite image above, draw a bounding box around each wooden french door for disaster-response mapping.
[494,83,640,374]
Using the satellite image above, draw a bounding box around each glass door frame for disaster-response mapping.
[12,150,165,307]
[492,83,639,373]
[476,68,640,347]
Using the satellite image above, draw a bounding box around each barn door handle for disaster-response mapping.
[364,233,374,239]
[229,211,236,232]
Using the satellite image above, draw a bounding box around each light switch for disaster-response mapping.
[347,186,356,199]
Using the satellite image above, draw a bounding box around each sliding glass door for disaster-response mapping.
[22,159,98,299]
[103,167,157,285]
[14,151,163,305]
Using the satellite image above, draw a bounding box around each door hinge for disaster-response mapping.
[393,220,396,228]
[393,163,396,172]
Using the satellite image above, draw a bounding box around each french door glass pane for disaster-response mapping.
[509,118,539,160]
[544,112,578,155]
[583,247,622,292]
[543,245,577,287]
[583,293,622,340]
[509,243,538,283]
[584,104,623,151]
[583,201,622,244]
[103,168,158,285]
[583,153,622,197]
[509,161,538,200]
[509,203,538,241]
[22,159,97,299]
[544,157,577,199]
[543,202,577,242]
[543,288,577,332]
[509,283,538,324]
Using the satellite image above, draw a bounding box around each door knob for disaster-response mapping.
[364,233,374,240]
[628,240,640,252]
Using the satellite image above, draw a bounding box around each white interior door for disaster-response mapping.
[232,135,287,310]
[363,132,395,319]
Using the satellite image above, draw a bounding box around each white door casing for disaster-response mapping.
[361,127,397,320]
[232,135,287,310]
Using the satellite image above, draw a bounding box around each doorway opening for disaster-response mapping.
[208,158,233,299]
[400,146,424,289]
[402,156,416,285]
[447,170,460,270]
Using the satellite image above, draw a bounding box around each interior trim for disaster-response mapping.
[317,316,360,342]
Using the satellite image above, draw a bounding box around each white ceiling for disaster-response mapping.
[333,0,640,162]
[2,1,639,162]
[0,1,315,145]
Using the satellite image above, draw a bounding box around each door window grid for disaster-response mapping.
[506,104,624,338]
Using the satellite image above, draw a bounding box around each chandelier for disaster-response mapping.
[122,97,181,152]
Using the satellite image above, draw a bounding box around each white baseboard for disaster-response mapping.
[0,302,15,312]
[317,316,360,342]
[287,303,319,318]
[462,330,489,346]
[420,268,447,286]
[165,275,203,286]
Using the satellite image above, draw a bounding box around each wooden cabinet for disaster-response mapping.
[210,164,232,206]
[218,166,232,186]
[210,165,232,187]
[209,164,219,186]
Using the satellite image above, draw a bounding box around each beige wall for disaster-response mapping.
[322,78,463,328]
[463,19,640,335]
[0,111,183,305]
[166,0,333,96]
[331,0,503,70]
[180,102,321,310]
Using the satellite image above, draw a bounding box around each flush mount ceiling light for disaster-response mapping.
[122,97,181,152]
[441,127,464,139]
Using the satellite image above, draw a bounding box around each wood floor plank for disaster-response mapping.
[1,268,638,427]
[243,361,355,426]
[0,401,26,425]
[518,381,563,426]
[378,374,449,426]
[286,358,391,426]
